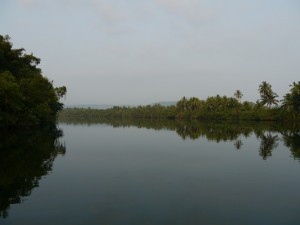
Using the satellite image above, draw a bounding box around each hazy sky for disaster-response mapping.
[1,0,299,105]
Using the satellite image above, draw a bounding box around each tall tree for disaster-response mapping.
[176,96,187,112]
[234,90,243,102]
[282,81,300,115]
[258,81,279,108]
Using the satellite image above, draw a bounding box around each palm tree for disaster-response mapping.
[282,93,292,109]
[262,93,279,108]
[258,81,279,108]
[234,90,243,102]
[258,81,271,97]
[188,97,201,111]
[282,81,300,114]
[176,96,187,112]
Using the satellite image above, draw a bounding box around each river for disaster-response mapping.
[1,119,300,225]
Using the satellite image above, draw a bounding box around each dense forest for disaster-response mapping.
[0,35,66,127]
[60,81,300,122]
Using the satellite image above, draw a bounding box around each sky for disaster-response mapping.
[1,0,300,105]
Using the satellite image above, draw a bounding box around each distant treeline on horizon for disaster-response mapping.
[60,81,300,122]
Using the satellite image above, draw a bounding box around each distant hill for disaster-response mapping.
[65,104,118,109]
[151,101,177,106]
[65,101,177,109]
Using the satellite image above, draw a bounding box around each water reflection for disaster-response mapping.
[60,117,300,161]
[0,126,65,218]
[282,129,300,160]
[234,139,243,150]
[259,133,279,160]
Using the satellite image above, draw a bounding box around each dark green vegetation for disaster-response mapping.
[60,81,300,122]
[0,126,65,218]
[0,35,66,127]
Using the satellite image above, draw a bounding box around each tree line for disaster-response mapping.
[0,35,66,127]
[60,81,300,122]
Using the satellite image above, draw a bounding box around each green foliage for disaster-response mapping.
[258,81,279,108]
[0,35,66,127]
[59,81,300,122]
[60,104,176,119]
[0,71,23,125]
[282,81,300,115]
[234,89,243,102]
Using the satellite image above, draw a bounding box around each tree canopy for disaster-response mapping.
[282,81,300,115]
[258,81,279,108]
[0,35,66,127]
[59,80,300,122]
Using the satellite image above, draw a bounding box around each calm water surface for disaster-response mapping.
[1,120,300,225]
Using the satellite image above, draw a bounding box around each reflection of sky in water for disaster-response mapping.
[1,123,300,225]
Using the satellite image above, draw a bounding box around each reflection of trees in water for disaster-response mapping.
[281,128,300,160]
[234,140,243,150]
[259,132,279,160]
[175,121,252,142]
[175,123,202,140]
[60,117,300,161]
[0,126,65,218]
